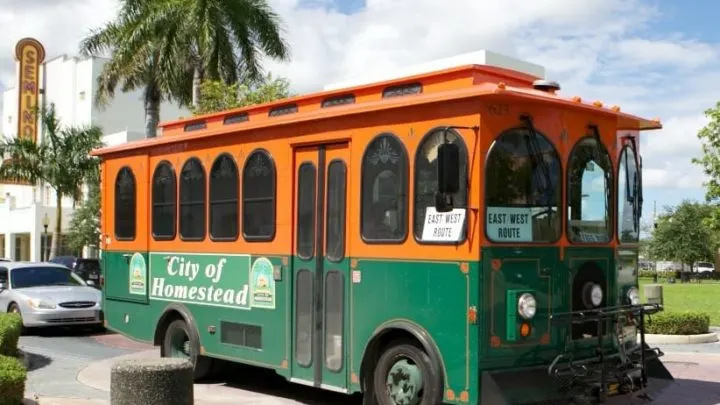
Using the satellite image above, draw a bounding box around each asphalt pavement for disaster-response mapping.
[20,327,137,401]
[17,327,720,405]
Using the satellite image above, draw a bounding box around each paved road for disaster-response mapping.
[20,327,137,400]
[18,328,720,404]
[20,328,362,404]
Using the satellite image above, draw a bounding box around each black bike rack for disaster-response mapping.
[547,303,665,403]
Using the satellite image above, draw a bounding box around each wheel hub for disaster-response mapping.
[386,359,423,405]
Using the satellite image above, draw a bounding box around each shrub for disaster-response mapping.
[0,354,26,405]
[0,314,22,357]
[645,311,711,335]
[638,270,656,279]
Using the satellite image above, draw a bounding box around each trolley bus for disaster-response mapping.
[93,51,673,404]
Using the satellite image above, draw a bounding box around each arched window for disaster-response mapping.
[209,153,239,240]
[242,149,276,241]
[414,128,468,241]
[567,136,613,243]
[361,133,408,242]
[179,157,206,240]
[115,166,136,240]
[485,127,562,243]
[152,162,176,240]
[618,144,640,243]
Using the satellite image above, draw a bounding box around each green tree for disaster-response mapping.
[79,3,192,138]
[191,73,293,115]
[67,168,101,253]
[648,200,717,269]
[0,104,104,259]
[82,0,291,127]
[692,101,720,229]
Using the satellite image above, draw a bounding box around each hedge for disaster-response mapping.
[0,314,21,357]
[645,311,711,335]
[0,355,26,405]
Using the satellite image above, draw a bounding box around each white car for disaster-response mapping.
[693,261,715,273]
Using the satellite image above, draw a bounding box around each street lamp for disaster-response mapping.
[41,213,49,261]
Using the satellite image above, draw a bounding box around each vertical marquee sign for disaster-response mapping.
[15,37,45,143]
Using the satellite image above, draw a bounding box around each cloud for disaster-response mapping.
[0,0,717,196]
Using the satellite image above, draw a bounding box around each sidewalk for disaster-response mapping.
[26,349,720,405]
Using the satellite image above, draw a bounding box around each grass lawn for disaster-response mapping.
[639,278,720,326]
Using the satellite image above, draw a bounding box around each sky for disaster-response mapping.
[0,0,718,229]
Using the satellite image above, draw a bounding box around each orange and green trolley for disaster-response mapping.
[93,52,674,404]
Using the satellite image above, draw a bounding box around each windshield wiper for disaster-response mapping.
[520,115,554,220]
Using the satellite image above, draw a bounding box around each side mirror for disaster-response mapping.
[0,282,7,290]
[437,143,460,194]
[86,280,95,286]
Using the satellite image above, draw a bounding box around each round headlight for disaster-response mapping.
[590,284,603,307]
[627,287,640,305]
[518,293,537,319]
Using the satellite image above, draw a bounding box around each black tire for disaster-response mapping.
[160,319,212,380]
[372,342,442,405]
[7,303,26,335]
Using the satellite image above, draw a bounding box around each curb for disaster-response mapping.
[642,332,719,345]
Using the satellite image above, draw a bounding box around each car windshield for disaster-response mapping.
[697,262,713,268]
[10,266,85,288]
[77,260,99,272]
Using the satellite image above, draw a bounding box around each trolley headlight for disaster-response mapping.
[582,283,603,308]
[517,293,537,319]
[626,287,640,305]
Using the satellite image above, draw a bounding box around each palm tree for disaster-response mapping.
[81,0,291,114]
[79,2,191,138]
[0,104,104,260]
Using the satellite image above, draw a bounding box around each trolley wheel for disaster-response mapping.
[160,319,212,380]
[372,342,442,405]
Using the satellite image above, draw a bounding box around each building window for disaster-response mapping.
[179,157,206,240]
[360,133,408,243]
[209,153,239,240]
[114,166,136,240]
[152,161,177,240]
[413,128,468,242]
[485,127,562,243]
[242,149,276,241]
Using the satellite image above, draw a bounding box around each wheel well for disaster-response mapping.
[360,327,431,392]
[153,310,184,346]
[6,301,17,312]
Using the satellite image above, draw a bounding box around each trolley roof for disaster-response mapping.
[91,52,661,158]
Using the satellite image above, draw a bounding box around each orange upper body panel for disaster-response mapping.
[95,64,660,260]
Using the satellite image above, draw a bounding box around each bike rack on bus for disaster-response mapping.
[547,303,665,403]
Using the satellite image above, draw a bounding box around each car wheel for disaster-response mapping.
[161,319,212,380]
[7,303,26,334]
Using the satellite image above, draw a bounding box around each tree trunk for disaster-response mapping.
[49,191,62,260]
[192,66,204,107]
[145,97,160,138]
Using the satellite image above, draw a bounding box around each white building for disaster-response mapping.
[0,53,189,261]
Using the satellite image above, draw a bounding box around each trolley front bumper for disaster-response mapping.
[480,303,675,404]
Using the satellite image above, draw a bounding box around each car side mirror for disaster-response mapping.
[86,280,95,286]
[0,282,7,290]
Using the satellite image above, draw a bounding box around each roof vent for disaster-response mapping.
[532,79,560,92]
